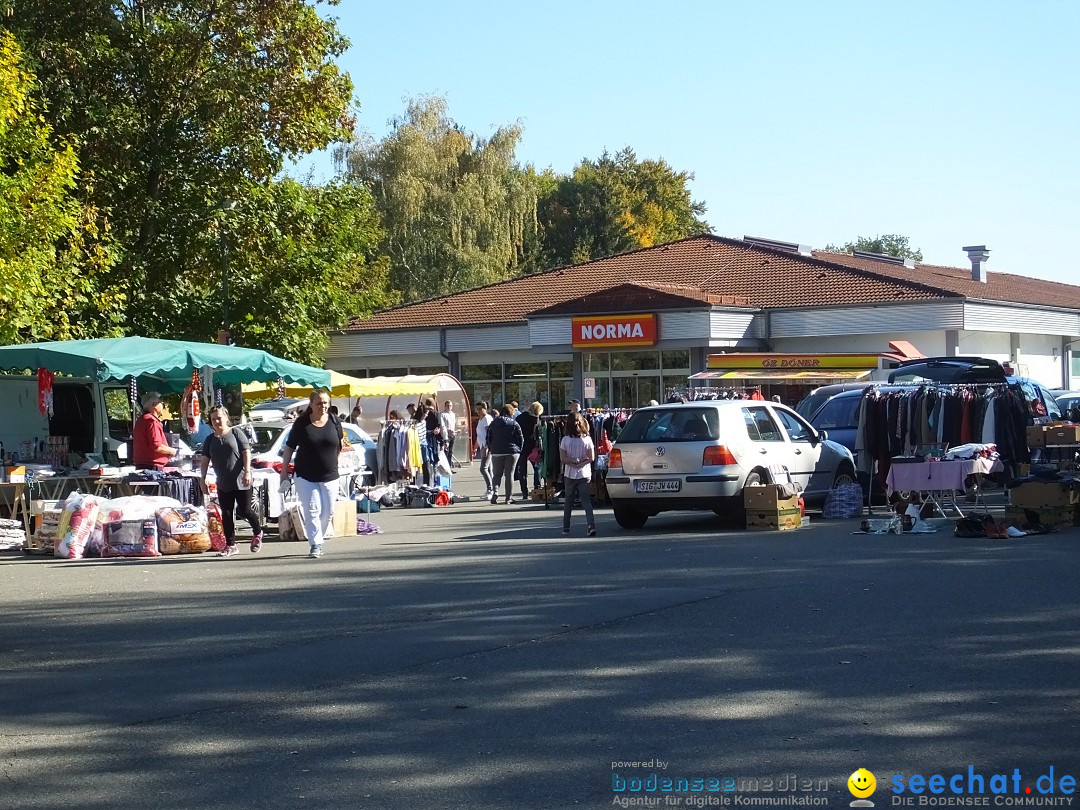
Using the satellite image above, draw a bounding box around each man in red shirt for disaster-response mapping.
[132,392,179,469]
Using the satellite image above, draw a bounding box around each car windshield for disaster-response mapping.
[1057,394,1080,411]
[250,425,283,452]
[795,392,832,419]
[811,394,861,430]
[618,408,720,442]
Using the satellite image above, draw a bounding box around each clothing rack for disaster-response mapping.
[856,382,1030,500]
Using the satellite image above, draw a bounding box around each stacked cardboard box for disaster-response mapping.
[1026,426,1046,448]
[743,485,801,531]
[1043,425,1080,445]
[1009,480,1079,509]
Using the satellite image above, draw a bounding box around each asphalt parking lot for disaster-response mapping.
[1,465,1078,810]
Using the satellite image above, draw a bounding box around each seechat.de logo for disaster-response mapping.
[849,768,877,808]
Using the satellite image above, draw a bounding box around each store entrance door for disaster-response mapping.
[612,375,661,409]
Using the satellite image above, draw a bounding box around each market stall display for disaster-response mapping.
[0,336,331,555]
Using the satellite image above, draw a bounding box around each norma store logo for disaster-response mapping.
[571,314,657,348]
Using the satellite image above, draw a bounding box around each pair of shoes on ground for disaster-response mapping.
[561,525,597,537]
[307,546,323,559]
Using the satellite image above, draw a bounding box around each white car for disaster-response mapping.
[247,397,308,422]
[605,401,856,529]
[246,420,376,518]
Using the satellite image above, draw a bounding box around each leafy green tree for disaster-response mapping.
[160,179,395,365]
[826,234,924,262]
[0,31,120,344]
[338,95,538,301]
[6,0,358,351]
[538,147,710,267]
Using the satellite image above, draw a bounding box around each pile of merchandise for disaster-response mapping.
[27,491,212,559]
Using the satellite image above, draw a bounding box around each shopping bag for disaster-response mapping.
[278,503,309,542]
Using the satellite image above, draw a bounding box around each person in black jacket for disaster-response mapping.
[487,404,524,505]
[515,401,543,499]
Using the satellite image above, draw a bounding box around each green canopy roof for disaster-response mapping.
[0,337,330,392]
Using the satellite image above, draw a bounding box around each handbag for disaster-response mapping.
[527,446,542,464]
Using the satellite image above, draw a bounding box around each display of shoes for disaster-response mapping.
[250,532,263,553]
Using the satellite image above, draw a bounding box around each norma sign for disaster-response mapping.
[572,314,657,348]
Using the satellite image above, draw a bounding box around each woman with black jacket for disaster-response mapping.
[487,404,524,504]
[515,401,543,499]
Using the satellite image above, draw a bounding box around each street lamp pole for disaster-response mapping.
[218,200,237,345]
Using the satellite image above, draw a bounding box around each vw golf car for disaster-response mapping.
[605,401,856,529]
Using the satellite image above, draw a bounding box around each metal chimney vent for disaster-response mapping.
[963,245,990,283]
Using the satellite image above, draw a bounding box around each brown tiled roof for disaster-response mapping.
[811,249,1080,309]
[528,282,750,316]
[343,235,1080,333]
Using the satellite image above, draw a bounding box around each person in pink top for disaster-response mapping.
[559,412,597,537]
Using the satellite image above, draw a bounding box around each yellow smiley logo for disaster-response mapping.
[848,768,877,798]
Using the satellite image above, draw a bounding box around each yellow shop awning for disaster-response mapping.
[689,368,873,383]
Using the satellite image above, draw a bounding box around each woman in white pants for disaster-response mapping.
[280,391,345,558]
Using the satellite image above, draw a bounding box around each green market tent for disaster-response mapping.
[0,336,330,393]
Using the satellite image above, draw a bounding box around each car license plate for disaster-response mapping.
[635,479,681,493]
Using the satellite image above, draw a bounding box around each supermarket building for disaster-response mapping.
[327,235,1080,410]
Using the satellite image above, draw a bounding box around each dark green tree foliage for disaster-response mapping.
[537,147,710,267]
[6,0,362,355]
[166,179,394,365]
[826,234,924,262]
[338,95,538,302]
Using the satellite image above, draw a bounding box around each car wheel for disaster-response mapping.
[613,505,648,530]
[741,469,766,491]
[831,464,857,489]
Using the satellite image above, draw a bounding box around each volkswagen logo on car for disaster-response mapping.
[654,446,665,456]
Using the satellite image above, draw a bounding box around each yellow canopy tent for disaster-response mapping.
[243,373,473,459]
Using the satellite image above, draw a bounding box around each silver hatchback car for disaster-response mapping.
[606,401,856,529]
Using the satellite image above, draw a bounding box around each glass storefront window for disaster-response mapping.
[638,376,660,406]
[661,350,690,371]
[583,353,609,372]
[550,361,572,378]
[342,369,369,378]
[664,374,688,399]
[461,364,501,381]
[374,367,407,377]
[587,377,610,409]
[505,362,548,378]
[505,380,549,409]
[410,365,447,375]
[549,379,571,412]
[464,382,502,410]
[611,351,659,371]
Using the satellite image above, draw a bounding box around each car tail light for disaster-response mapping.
[703,445,737,466]
[609,448,623,468]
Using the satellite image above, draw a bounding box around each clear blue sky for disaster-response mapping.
[293,0,1079,285]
